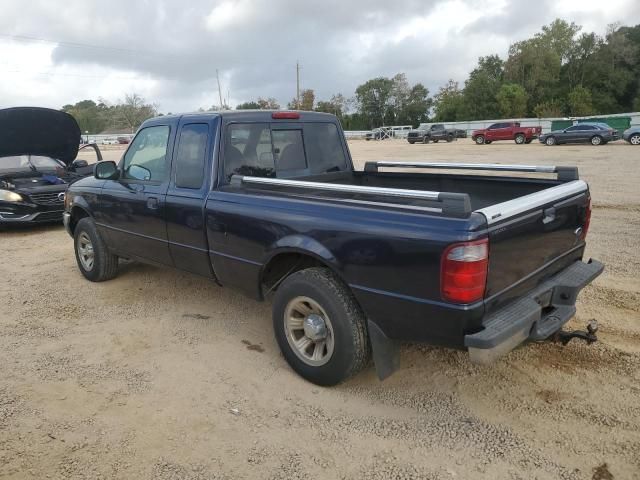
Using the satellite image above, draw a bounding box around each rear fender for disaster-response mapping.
[266,234,341,271]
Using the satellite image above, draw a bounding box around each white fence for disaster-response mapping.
[346,111,640,138]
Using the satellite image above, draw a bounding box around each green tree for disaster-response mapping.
[533,100,564,118]
[61,100,108,134]
[288,89,315,110]
[236,101,261,109]
[315,94,347,117]
[462,55,504,120]
[355,77,395,127]
[433,80,465,122]
[111,93,158,132]
[567,86,594,116]
[496,83,528,117]
[256,97,280,109]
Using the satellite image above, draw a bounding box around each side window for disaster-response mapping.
[123,126,170,181]
[224,123,274,181]
[175,123,208,189]
[582,125,595,130]
[272,130,306,171]
[305,123,348,174]
[488,123,499,130]
[566,125,581,132]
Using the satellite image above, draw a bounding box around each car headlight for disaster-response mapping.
[0,189,24,202]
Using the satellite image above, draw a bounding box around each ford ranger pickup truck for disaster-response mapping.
[63,110,603,386]
[472,122,542,145]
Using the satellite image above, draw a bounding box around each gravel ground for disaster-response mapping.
[1,139,638,479]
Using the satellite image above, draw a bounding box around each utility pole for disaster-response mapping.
[216,69,224,109]
[296,61,300,109]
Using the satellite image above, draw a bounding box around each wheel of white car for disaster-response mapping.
[591,135,603,146]
[629,133,640,145]
[475,135,485,145]
[545,136,556,146]
[515,134,525,144]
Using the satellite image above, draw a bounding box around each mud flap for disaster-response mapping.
[367,320,400,380]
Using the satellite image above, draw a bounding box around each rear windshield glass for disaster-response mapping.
[223,122,348,182]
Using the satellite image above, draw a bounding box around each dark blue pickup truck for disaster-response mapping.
[63,110,603,385]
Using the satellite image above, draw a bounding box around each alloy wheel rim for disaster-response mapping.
[592,136,601,145]
[77,232,95,271]
[284,296,335,367]
[631,135,640,145]
[546,137,555,145]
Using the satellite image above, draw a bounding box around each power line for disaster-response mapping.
[0,32,176,58]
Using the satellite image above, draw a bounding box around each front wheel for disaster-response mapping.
[446,134,454,142]
[515,134,525,144]
[545,136,557,146]
[272,268,370,386]
[74,217,119,282]
[630,133,640,145]
[475,135,485,145]
[591,135,603,146]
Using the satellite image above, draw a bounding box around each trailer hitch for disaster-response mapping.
[554,320,598,346]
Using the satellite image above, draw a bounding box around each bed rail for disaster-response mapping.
[230,175,472,218]
[363,162,579,181]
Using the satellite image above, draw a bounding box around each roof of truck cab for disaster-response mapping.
[141,110,337,126]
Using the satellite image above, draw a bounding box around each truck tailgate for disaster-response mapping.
[478,180,591,306]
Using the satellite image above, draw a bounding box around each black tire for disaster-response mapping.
[422,136,430,144]
[446,134,454,143]
[433,139,439,143]
[74,217,118,282]
[272,267,370,386]
[591,135,603,146]
[408,140,415,144]
[525,139,532,144]
[485,140,492,144]
[629,133,640,145]
[545,136,556,146]
[515,134,526,144]
[475,135,485,145]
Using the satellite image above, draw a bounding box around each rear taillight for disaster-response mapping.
[581,198,591,241]
[441,238,489,304]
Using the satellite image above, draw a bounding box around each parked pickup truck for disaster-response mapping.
[407,124,466,144]
[63,110,603,386]
[471,122,542,145]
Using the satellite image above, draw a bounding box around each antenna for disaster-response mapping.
[296,61,300,109]
[216,69,224,109]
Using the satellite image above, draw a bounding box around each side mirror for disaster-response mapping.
[72,159,89,169]
[94,161,119,180]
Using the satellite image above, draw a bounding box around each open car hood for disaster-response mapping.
[0,107,81,165]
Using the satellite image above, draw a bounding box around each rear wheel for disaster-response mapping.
[515,134,526,144]
[591,135,603,146]
[475,135,485,145]
[272,268,370,386]
[630,133,640,145]
[545,136,557,146]
[74,217,118,282]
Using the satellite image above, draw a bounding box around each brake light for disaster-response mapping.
[441,238,489,304]
[272,111,300,120]
[581,198,591,241]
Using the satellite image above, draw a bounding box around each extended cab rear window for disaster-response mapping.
[223,122,348,182]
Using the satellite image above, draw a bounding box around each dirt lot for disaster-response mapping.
[1,140,639,479]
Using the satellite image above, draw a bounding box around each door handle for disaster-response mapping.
[147,197,159,210]
[542,207,556,224]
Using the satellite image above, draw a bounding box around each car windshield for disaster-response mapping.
[0,155,64,172]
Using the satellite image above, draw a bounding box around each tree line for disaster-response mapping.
[61,19,640,134]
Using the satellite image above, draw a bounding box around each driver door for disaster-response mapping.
[96,123,175,265]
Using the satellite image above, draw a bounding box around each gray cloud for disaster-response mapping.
[0,0,639,112]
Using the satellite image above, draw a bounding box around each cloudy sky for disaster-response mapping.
[1,0,639,113]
